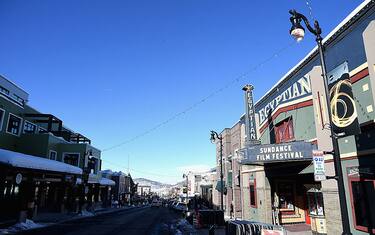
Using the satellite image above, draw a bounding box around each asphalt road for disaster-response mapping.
[19,206,182,235]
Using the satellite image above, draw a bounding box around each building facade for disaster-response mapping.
[213,1,375,234]
[0,75,114,224]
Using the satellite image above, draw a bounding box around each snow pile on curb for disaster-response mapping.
[175,219,197,235]
[0,219,44,234]
[78,210,95,217]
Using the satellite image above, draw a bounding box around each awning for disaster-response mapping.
[88,173,99,184]
[88,174,115,186]
[215,180,225,193]
[0,148,82,175]
[99,178,115,186]
[299,163,314,174]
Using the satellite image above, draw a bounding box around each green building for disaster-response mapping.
[0,75,113,224]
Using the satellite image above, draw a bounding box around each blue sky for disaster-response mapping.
[0,0,362,184]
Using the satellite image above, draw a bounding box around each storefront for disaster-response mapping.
[240,141,326,233]
[0,148,82,223]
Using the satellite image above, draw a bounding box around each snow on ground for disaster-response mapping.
[78,210,95,217]
[151,218,197,235]
[0,219,44,234]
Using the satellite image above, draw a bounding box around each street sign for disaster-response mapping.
[313,150,326,181]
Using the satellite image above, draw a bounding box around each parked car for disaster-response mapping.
[151,199,162,207]
[174,202,188,212]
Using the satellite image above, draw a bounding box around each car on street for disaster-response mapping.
[151,199,162,207]
[174,202,188,212]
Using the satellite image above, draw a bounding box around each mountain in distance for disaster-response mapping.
[134,178,185,193]
[134,178,172,191]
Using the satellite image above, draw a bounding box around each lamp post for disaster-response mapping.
[289,10,352,235]
[210,130,224,211]
[183,173,189,203]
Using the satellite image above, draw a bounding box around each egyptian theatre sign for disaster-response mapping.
[257,75,312,126]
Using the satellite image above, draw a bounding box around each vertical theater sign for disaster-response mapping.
[243,84,260,145]
[327,62,361,136]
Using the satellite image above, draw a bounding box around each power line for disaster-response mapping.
[305,0,316,22]
[102,41,296,152]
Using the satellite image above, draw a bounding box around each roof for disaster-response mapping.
[0,148,82,175]
[256,0,373,106]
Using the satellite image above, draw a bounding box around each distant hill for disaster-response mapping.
[134,178,172,191]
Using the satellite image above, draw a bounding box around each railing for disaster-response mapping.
[227,219,285,235]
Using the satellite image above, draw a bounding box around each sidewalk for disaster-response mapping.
[34,205,140,224]
[197,227,226,235]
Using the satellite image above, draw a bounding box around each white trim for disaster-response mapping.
[259,95,313,128]
[349,62,368,77]
[23,120,37,134]
[5,113,23,137]
[0,93,25,108]
[0,108,5,132]
[256,0,372,107]
[49,150,57,161]
[241,168,264,174]
[62,152,81,167]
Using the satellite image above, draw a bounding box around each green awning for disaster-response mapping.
[299,163,314,174]
[215,180,225,193]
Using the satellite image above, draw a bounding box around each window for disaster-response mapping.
[0,108,4,131]
[49,151,57,161]
[12,94,24,105]
[275,117,294,143]
[0,86,9,96]
[249,179,257,207]
[6,113,22,136]
[63,153,80,166]
[23,121,36,134]
[349,177,375,233]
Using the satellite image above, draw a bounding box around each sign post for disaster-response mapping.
[243,85,260,146]
[313,150,326,181]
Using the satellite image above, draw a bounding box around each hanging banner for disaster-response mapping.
[312,150,326,181]
[327,62,360,136]
[243,84,260,145]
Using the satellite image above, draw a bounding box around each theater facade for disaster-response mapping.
[239,1,375,234]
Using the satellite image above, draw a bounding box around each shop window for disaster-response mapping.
[6,113,22,136]
[49,151,57,161]
[349,178,375,233]
[275,117,294,143]
[63,153,80,166]
[307,191,324,216]
[23,121,36,134]
[249,179,257,208]
[0,108,4,131]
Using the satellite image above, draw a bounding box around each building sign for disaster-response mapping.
[15,173,22,185]
[328,62,360,136]
[257,75,312,126]
[240,141,316,164]
[243,84,259,144]
[312,150,326,181]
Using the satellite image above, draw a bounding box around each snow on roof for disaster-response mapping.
[256,0,372,106]
[0,148,82,175]
[99,178,116,186]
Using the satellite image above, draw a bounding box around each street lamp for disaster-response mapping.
[210,130,224,211]
[288,9,352,235]
[183,173,189,203]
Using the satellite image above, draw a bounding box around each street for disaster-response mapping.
[19,207,182,235]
